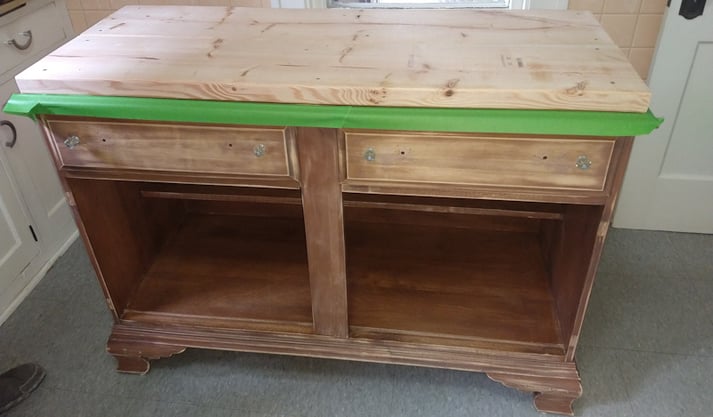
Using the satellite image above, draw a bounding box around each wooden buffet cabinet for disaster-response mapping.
[6,6,660,415]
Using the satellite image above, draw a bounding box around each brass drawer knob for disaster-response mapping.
[253,143,266,157]
[364,148,376,162]
[63,135,81,149]
[576,155,592,170]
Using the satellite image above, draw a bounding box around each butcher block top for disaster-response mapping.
[15,6,651,112]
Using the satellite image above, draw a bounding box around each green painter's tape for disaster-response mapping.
[3,94,663,136]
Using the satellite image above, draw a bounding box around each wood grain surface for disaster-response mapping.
[48,119,291,177]
[16,6,650,112]
[344,131,615,191]
[125,212,314,331]
[345,218,563,353]
[297,127,349,338]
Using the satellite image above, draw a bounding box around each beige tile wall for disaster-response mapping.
[569,0,667,79]
[67,0,665,79]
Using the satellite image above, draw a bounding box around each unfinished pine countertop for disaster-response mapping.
[15,6,651,112]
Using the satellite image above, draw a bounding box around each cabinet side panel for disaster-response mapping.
[548,204,603,350]
[564,137,635,360]
[66,178,183,316]
[548,138,634,359]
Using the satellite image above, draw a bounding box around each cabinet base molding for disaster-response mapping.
[109,322,582,411]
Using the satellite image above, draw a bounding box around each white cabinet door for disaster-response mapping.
[0,0,76,323]
[1,80,75,275]
[613,0,713,233]
[0,145,39,307]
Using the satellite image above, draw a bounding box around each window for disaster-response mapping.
[276,0,567,10]
[329,0,510,8]
[327,0,540,9]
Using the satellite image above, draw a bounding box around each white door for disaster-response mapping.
[0,81,75,272]
[614,0,713,233]
[0,145,39,301]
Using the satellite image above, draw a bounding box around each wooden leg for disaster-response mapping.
[534,391,581,416]
[487,370,582,416]
[107,333,186,375]
[113,355,151,375]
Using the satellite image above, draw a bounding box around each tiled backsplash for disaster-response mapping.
[569,0,667,79]
[66,0,665,80]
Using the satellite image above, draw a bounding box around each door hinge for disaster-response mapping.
[28,225,38,242]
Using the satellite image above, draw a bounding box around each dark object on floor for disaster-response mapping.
[0,363,45,414]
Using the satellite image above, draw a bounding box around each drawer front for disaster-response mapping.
[344,132,615,191]
[1,2,67,78]
[48,120,291,177]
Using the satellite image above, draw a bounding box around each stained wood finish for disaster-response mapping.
[66,178,183,317]
[296,128,349,338]
[341,181,612,206]
[345,218,563,353]
[488,372,582,416]
[547,204,603,350]
[107,335,186,375]
[37,121,634,415]
[61,167,301,190]
[139,182,303,205]
[16,6,650,112]
[47,118,292,178]
[108,322,580,376]
[343,194,567,234]
[123,213,313,332]
[344,131,615,192]
[564,137,635,360]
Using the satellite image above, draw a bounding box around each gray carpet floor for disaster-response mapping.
[1,228,711,417]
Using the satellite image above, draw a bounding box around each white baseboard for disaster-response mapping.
[0,230,79,326]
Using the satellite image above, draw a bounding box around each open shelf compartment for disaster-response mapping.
[66,178,313,334]
[343,194,570,355]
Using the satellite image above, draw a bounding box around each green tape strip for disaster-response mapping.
[4,94,663,136]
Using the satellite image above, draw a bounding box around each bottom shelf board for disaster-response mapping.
[121,209,563,354]
[346,221,564,353]
[123,214,314,333]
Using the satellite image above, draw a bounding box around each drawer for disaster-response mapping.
[344,132,615,192]
[47,119,292,177]
[1,2,67,78]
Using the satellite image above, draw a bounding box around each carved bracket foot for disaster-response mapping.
[534,391,582,416]
[108,334,186,375]
[113,355,151,375]
[487,370,582,416]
